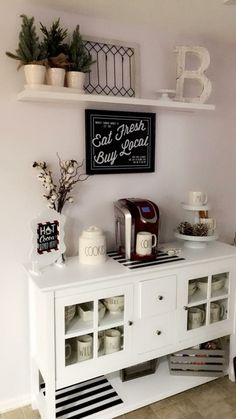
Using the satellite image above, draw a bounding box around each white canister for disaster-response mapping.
[79,226,107,265]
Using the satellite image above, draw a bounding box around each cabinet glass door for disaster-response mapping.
[56,285,133,386]
[178,269,231,339]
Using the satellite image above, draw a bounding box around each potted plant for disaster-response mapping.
[40,18,68,87]
[6,14,47,85]
[66,25,95,91]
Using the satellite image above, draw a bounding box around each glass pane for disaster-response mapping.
[211,273,229,298]
[187,304,206,330]
[65,301,94,333]
[210,299,228,324]
[98,326,124,357]
[188,277,208,303]
[65,333,94,366]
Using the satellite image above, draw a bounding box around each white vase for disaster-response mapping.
[23,64,46,85]
[66,71,86,92]
[46,68,65,87]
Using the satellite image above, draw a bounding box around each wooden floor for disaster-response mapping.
[1,377,236,419]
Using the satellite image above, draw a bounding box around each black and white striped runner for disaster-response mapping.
[41,376,123,418]
[107,250,185,269]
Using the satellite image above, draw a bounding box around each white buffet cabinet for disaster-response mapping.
[27,241,236,419]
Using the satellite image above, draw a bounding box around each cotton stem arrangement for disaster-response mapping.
[33,155,88,213]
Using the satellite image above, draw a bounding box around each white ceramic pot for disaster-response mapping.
[79,225,107,265]
[66,71,85,91]
[23,64,46,85]
[46,68,65,87]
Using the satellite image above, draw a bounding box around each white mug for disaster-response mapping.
[77,335,93,362]
[104,329,121,354]
[210,303,224,323]
[199,218,216,235]
[136,231,157,256]
[188,307,205,329]
[188,191,208,206]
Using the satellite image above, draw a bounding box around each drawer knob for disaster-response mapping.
[156,330,162,336]
[128,321,133,326]
[158,295,164,301]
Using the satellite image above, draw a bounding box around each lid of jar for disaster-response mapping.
[80,225,104,238]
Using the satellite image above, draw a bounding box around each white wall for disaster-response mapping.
[1,0,236,410]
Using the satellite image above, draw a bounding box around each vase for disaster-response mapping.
[66,71,86,92]
[46,68,65,87]
[24,64,46,85]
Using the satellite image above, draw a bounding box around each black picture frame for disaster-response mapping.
[85,109,156,174]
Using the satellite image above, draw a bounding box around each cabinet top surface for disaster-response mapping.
[26,241,236,292]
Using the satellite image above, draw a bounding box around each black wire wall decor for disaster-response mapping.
[83,38,139,97]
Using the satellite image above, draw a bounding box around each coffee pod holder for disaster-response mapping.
[174,202,218,248]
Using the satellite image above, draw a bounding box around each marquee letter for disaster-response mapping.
[174,46,212,103]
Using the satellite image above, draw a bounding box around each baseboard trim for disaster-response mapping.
[0,394,31,413]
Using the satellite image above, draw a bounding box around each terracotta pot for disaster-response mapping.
[23,64,46,85]
[66,71,86,92]
[46,68,65,87]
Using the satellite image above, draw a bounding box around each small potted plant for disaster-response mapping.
[66,25,95,91]
[40,18,68,87]
[6,14,47,85]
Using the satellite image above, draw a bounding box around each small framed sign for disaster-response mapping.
[30,209,66,274]
[85,109,156,174]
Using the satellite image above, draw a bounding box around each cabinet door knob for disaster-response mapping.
[156,330,162,335]
[158,295,164,301]
[128,320,133,326]
[184,306,188,311]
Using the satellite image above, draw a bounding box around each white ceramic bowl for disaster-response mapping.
[212,277,225,292]
[104,295,124,313]
[188,281,197,296]
[65,305,76,326]
[197,279,208,294]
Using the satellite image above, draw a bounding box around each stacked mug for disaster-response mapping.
[188,191,216,236]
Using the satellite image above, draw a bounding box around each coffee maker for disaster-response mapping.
[114,198,160,261]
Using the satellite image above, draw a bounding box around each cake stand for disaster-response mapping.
[174,231,218,248]
[175,202,218,248]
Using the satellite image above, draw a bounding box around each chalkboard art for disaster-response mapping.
[85,110,156,174]
[37,220,59,254]
[30,209,66,274]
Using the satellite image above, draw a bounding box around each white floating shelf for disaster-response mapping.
[17,85,215,112]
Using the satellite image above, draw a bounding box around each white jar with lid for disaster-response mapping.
[79,226,107,265]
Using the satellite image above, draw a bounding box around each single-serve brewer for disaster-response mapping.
[114,198,159,261]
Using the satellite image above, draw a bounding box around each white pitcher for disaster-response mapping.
[79,226,107,265]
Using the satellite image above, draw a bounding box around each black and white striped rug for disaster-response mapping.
[41,376,123,418]
[107,250,185,269]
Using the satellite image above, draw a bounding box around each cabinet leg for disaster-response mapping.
[229,334,236,381]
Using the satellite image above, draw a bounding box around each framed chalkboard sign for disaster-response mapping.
[85,110,156,174]
[30,209,66,274]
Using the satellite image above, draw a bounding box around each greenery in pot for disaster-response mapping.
[40,18,68,68]
[68,25,95,73]
[6,14,47,68]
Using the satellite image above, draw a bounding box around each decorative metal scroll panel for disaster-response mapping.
[83,38,139,97]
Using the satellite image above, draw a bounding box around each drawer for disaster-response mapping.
[135,313,174,354]
[139,275,176,318]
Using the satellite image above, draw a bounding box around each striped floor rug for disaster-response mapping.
[41,376,123,418]
[107,250,185,269]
